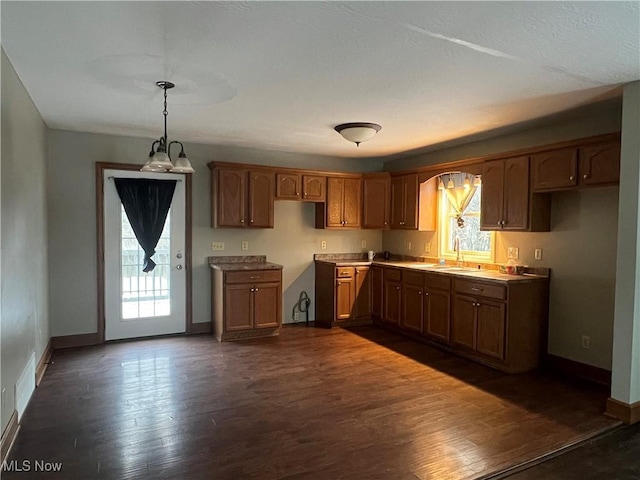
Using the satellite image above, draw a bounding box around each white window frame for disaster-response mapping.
[438,187,495,263]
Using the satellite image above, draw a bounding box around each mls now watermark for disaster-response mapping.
[2,459,63,472]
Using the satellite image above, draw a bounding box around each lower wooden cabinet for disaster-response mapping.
[383,269,402,326]
[424,287,451,343]
[452,294,506,360]
[211,268,282,341]
[401,271,423,333]
[371,266,384,319]
[315,263,371,327]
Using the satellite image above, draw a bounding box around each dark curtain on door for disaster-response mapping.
[114,178,177,273]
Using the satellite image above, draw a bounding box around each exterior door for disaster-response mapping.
[104,169,186,340]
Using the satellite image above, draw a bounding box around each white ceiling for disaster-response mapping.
[2,1,639,159]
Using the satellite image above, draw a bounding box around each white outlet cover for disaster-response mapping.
[406,241,412,251]
[361,240,367,248]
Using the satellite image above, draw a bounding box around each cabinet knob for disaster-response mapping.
[384,222,388,225]
[418,291,422,295]
[396,286,400,290]
[250,288,255,292]
[425,292,429,296]
[583,174,588,179]
[250,219,254,223]
[569,175,575,181]
[254,288,259,292]
[241,219,245,223]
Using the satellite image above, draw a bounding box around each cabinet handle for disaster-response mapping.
[425,292,429,296]
[304,191,307,196]
[470,287,483,293]
[241,219,245,223]
[249,276,261,279]
[337,282,342,285]
[384,222,388,225]
[255,288,259,292]
[569,175,575,181]
[250,288,255,292]
[583,174,588,179]
[418,291,422,295]
[396,286,400,290]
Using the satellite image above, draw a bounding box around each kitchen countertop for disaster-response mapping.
[209,255,283,271]
[314,258,548,283]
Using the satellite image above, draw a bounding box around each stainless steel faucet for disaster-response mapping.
[454,237,463,266]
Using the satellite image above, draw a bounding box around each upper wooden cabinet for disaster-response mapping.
[210,166,274,228]
[391,174,418,229]
[302,175,326,202]
[531,142,620,192]
[316,176,362,229]
[275,172,301,200]
[362,173,390,229]
[481,157,530,231]
[531,148,578,191]
[579,142,621,187]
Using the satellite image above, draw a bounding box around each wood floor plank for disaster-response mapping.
[3,325,618,479]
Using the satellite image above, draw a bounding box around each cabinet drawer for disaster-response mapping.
[403,270,423,287]
[225,269,281,284]
[424,273,451,291]
[383,268,402,282]
[336,267,354,278]
[454,279,506,300]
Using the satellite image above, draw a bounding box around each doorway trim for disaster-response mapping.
[96,162,194,343]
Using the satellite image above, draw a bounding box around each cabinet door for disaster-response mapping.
[480,160,505,230]
[531,148,578,191]
[224,284,253,331]
[342,177,362,228]
[579,142,620,186]
[336,276,355,320]
[248,170,275,228]
[424,288,451,343]
[354,267,371,319]
[476,300,506,359]
[217,168,246,227]
[326,178,345,227]
[302,175,326,202]
[451,295,476,350]
[402,283,423,333]
[503,156,530,230]
[371,266,384,319]
[276,173,301,200]
[383,280,402,325]
[253,282,281,328]
[390,176,405,229]
[363,175,390,229]
[402,174,419,229]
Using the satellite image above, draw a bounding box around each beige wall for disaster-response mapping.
[383,105,622,370]
[46,130,384,336]
[1,50,50,433]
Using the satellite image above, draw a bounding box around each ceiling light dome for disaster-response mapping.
[334,122,382,147]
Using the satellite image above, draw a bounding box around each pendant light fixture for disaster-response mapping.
[141,81,195,174]
[334,122,382,147]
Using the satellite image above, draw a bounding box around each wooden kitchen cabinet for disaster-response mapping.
[362,173,390,229]
[481,156,550,232]
[423,274,451,343]
[383,269,402,325]
[531,148,579,191]
[276,172,301,200]
[452,294,506,360]
[401,271,424,333]
[314,263,371,326]
[210,165,274,228]
[371,265,384,319]
[316,176,362,229]
[302,175,326,202]
[390,174,418,229]
[579,142,620,186]
[212,268,282,341]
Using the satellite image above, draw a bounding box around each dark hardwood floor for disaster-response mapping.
[4,325,619,479]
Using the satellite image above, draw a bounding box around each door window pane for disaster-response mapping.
[121,206,171,319]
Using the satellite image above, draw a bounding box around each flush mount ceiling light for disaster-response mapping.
[141,81,194,174]
[334,122,382,147]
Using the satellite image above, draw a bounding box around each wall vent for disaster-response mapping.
[15,353,36,421]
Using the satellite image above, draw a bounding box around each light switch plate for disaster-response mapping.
[406,241,412,251]
[361,240,367,248]
[212,242,225,251]
[507,247,519,259]
[534,248,543,260]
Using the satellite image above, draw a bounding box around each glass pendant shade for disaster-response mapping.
[141,154,167,172]
[170,153,195,173]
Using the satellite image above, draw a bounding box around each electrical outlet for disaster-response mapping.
[581,335,590,349]
[361,240,367,248]
[294,312,300,322]
[424,242,431,254]
[507,247,519,259]
[241,241,248,251]
[406,241,412,251]
[321,240,327,250]
[212,242,225,251]
[534,248,543,260]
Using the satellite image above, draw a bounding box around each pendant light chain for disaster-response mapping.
[163,86,168,149]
